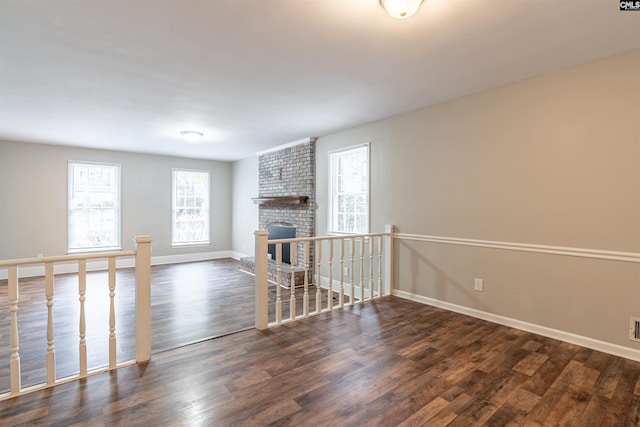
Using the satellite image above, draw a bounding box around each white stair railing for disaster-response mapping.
[255,226,394,330]
[0,235,152,400]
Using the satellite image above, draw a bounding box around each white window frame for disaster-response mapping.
[68,161,121,253]
[328,143,370,234]
[172,168,211,247]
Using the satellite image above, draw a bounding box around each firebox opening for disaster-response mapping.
[267,225,296,264]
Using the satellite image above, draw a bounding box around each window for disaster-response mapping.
[328,144,370,234]
[68,161,121,252]
[172,169,210,246]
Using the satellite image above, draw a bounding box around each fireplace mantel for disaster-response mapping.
[252,196,308,206]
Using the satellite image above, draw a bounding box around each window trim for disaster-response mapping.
[327,143,370,235]
[171,168,211,247]
[68,160,122,254]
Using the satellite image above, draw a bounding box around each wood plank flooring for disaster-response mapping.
[2,296,639,426]
[0,258,346,394]
[0,259,257,392]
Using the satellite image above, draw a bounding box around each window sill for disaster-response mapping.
[68,246,122,254]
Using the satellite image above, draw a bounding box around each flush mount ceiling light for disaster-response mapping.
[380,0,424,19]
[180,131,203,143]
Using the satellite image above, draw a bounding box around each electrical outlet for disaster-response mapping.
[344,267,350,276]
[37,253,44,259]
[630,317,640,342]
[474,278,484,292]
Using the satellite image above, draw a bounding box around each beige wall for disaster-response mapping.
[0,141,232,260]
[231,155,259,257]
[0,142,6,260]
[316,50,640,350]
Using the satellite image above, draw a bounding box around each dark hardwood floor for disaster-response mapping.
[0,259,257,393]
[1,295,639,426]
[0,258,346,395]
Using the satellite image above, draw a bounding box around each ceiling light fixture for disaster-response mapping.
[180,131,203,143]
[380,0,424,19]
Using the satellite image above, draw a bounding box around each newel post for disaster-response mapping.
[384,225,395,296]
[255,230,269,330]
[135,236,152,363]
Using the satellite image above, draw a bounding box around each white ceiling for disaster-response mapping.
[1,0,639,161]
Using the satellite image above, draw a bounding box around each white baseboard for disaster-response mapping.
[150,251,232,266]
[316,275,378,300]
[230,251,250,261]
[0,251,234,280]
[392,289,640,363]
[0,258,136,279]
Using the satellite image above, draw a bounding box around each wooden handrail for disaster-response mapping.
[266,231,389,244]
[0,250,136,267]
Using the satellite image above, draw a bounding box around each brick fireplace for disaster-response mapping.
[240,138,316,285]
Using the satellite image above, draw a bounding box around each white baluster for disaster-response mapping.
[8,265,21,394]
[369,236,374,301]
[378,235,383,299]
[315,239,322,313]
[339,238,345,308]
[45,262,55,385]
[275,243,282,325]
[303,240,310,317]
[328,239,334,311]
[360,237,365,303]
[289,243,297,320]
[78,259,87,376]
[350,237,355,306]
[108,257,116,369]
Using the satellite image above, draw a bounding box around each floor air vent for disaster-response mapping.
[630,317,640,343]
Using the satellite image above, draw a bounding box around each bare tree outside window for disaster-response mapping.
[329,144,369,234]
[68,161,121,252]
[172,169,210,246]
